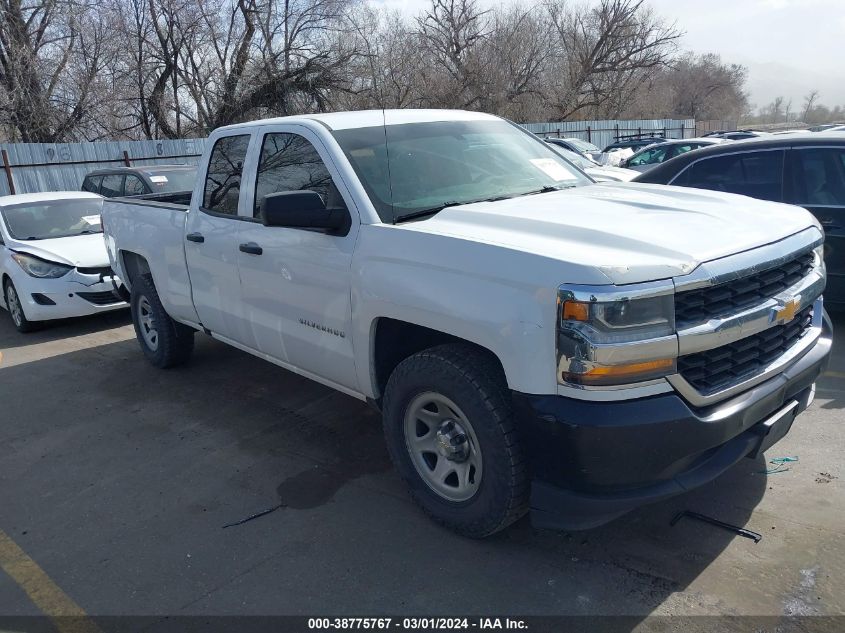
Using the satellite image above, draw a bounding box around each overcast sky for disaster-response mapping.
[371,0,845,112]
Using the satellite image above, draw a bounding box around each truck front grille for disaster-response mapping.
[77,291,123,306]
[675,251,814,326]
[677,306,813,396]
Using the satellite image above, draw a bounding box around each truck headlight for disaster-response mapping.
[11,252,73,278]
[557,283,677,386]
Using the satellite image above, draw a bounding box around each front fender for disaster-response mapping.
[352,226,578,397]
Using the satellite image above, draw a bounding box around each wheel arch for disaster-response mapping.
[118,250,152,290]
[370,317,507,404]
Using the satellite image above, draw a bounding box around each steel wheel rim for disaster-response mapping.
[137,296,159,351]
[7,285,23,327]
[403,391,483,502]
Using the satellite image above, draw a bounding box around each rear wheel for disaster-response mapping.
[130,274,194,368]
[382,344,528,538]
[3,279,38,333]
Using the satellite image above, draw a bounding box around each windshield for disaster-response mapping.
[332,119,591,223]
[566,138,600,153]
[144,168,197,192]
[0,199,104,240]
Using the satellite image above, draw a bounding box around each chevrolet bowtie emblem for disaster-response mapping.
[772,298,800,324]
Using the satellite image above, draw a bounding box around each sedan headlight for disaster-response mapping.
[557,283,677,386]
[11,252,73,278]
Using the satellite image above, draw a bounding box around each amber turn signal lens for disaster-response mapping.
[561,358,676,386]
[562,300,590,321]
[582,358,674,378]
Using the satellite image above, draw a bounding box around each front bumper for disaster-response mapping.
[514,312,833,531]
[7,269,128,322]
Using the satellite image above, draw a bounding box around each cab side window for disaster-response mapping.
[675,150,784,202]
[203,135,250,215]
[253,133,345,219]
[791,147,845,206]
[100,174,124,198]
[82,176,102,194]
[124,175,147,196]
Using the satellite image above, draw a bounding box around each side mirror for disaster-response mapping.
[260,190,349,235]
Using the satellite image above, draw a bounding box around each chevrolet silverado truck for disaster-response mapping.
[102,110,833,537]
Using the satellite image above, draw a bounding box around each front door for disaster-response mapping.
[236,126,359,391]
[185,133,255,343]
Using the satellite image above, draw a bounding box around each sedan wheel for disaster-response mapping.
[7,284,23,327]
[3,280,37,333]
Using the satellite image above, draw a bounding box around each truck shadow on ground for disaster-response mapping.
[0,316,804,618]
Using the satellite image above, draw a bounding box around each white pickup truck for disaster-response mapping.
[103,109,832,537]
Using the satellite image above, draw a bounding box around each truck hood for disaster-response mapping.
[398,183,820,284]
[9,233,110,268]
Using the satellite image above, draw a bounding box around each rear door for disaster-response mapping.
[184,132,256,344]
[235,125,359,391]
[786,145,845,306]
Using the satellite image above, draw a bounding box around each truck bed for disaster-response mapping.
[102,196,198,325]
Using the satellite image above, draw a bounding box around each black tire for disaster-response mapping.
[130,274,194,368]
[3,278,39,333]
[382,344,528,538]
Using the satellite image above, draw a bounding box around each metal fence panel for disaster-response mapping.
[0,138,207,196]
[520,118,696,150]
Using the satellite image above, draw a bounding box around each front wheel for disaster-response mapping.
[382,344,529,538]
[4,279,38,333]
[130,274,194,368]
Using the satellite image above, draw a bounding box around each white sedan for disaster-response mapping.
[1,191,128,332]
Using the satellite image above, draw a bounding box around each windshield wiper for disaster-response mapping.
[392,185,575,224]
[393,201,464,224]
[518,184,576,196]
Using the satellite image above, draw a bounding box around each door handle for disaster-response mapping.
[186,232,205,243]
[239,242,263,255]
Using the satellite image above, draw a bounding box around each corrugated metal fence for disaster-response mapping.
[521,118,696,150]
[0,138,207,196]
[0,117,696,196]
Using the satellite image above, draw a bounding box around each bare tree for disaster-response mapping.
[0,0,107,141]
[546,0,681,119]
[415,0,490,109]
[640,52,748,121]
[802,90,819,122]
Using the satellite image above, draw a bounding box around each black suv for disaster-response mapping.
[82,165,197,197]
[634,133,845,310]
